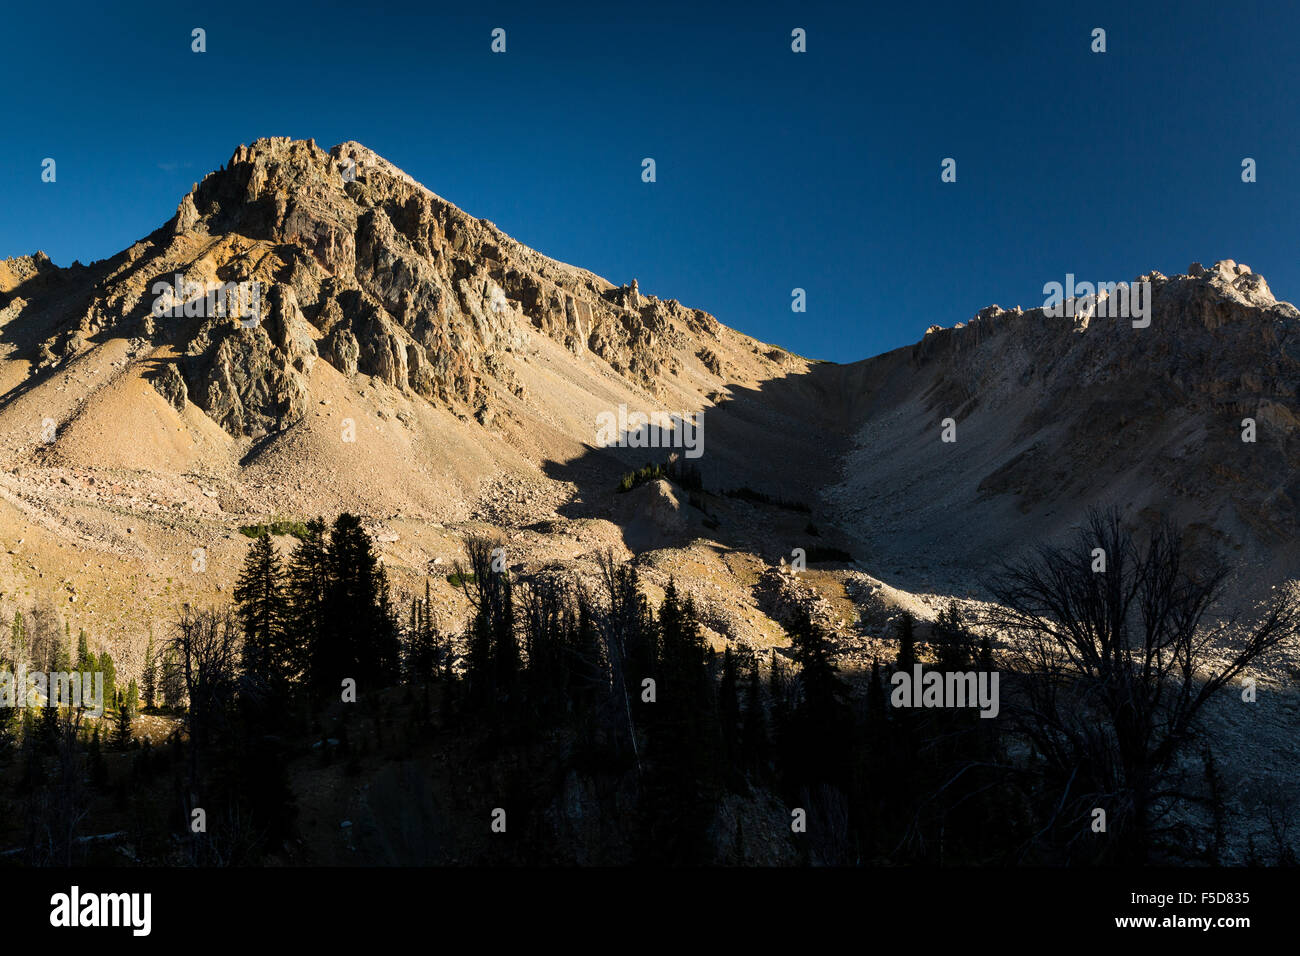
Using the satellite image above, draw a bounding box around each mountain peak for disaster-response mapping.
[5,136,753,448]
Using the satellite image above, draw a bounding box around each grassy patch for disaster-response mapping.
[616,459,703,494]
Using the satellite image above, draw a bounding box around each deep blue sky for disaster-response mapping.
[1,0,1296,363]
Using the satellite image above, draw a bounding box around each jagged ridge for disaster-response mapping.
[17,137,725,438]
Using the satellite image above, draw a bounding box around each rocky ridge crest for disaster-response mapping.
[19,137,726,438]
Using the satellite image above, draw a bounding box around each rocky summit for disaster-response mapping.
[14,137,734,440]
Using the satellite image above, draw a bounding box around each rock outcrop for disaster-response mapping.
[830,260,1300,589]
[18,137,729,438]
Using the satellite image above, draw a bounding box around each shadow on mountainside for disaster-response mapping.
[538,358,877,568]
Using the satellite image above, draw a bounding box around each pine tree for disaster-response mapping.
[373,572,402,685]
[458,536,520,724]
[142,633,158,710]
[520,576,569,726]
[896,610,916,672]
[0,685,18,758]
[934,600,973,670]
[310,514,401,697]
[10,610,26,667]
[568,600,603,723]
[98,651,118,713]
[39,692,60,753]
[867,658,887,725]
[76,629,92,672]
[406,592,437,681]
[787,606,851,790]
[465,598,493,708]
[286,517,330,691]
[490,572,519,711]
[112,695,133,749]
[717,646,743,787]
[161,645,185,710]
[424,580,443,677]
[57,620,72,673]
[739,655,770,781]
[768,649,793,787]
[234,533,287,687]
[641,581,719,862]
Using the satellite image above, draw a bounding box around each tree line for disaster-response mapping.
[3,506,1297,865]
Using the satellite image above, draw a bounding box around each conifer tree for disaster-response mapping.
[642,582,718,862]
[76,629,92,672]
[934,600,974,670]
[112,694,133,749]
[520,576,568,725]
[406,591,437,681]
[125,678,139,718]
[10,610,26,668]
[234,533,287,687]
[57,620,72,673]
[740,655,770,780]
[39,690,59,752]
[568,600,604,721]
[896,611,916,672]
[768,649,794,787]
[98,651,118,713]
[590,552,659,765]
[0,684,18,758]
[161,645,185,710]
[316,514,400,695]
[457,536,519,724]
[372,571,402,685]
[142,633,158,710]
[287,517,330,690]
[717,646,743,787]
[867,658,888,725]
[787,606,851,790]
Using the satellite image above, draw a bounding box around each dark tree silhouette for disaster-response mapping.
[233,534,288,691]
[986,507,1300,863]
[286,518,330,691]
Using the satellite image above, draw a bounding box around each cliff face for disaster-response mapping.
[829,260,1300,590]
[17,137,727,439]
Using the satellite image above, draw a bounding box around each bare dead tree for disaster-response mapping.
[985,507,1300,863]
[594,549,644,777]
[170,607,241,751]
[23,709,87,866]
[27,600,61,672]
[168,605,241,862]
[452,535,516,713]
[1253,779,1300,866]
